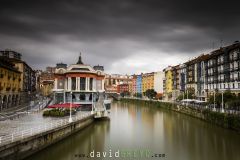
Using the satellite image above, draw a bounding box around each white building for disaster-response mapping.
[154,71,165,94]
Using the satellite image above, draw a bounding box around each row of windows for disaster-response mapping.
[208,83,240,89]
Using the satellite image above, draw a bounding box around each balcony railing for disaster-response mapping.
[217,61,224,65]
[230,78,238,82]
[234,67,239,71]
[218,70,224,74]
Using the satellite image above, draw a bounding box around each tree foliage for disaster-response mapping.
[144,89,157,99]
[208,90,238,107]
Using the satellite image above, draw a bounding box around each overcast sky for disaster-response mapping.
[0,0,239,74]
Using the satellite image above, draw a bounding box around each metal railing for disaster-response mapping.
[0,112,92,146]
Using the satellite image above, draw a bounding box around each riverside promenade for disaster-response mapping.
[0,101,94,160]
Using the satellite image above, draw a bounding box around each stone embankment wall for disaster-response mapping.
[121,98,240,132]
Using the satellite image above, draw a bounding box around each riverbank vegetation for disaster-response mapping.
[121,98,240,132]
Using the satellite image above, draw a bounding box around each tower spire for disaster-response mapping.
[76,52,83,64]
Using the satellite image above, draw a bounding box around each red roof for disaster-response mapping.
[47,103,81,108]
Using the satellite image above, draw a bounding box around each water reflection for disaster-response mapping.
[27,101,240,160]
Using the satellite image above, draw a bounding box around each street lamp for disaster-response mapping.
[213,90,216,111]
[221,91,224,113]
[91,92,94,114]
[69,92,73,123]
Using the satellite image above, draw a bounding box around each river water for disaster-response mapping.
[26,101,240,160]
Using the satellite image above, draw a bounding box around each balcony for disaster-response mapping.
[208,72,213,76]
[218,70,224,74]
[6,87,11,91]
[217,61,224,65]
[230,77,238,82]
[218,79,224,83]
[234,67,239,71]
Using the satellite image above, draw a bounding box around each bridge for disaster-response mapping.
[105,92,121,101]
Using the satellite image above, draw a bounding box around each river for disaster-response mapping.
[26,101,240,160]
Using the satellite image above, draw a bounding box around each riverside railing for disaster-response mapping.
[0,112,92,146]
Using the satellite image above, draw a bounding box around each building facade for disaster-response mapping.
[0,50,36,106]
[52,55,105,104]
[131,75,137,95]
[117,84,129,94]
[142,72,154,94]
[153,71,164,94]
[136,75,142,94]
[172,65,180,100]
[0,57,21,110]
[163,66,173,101]
[205,42,240,97]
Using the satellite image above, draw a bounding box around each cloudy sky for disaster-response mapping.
[0,0,239,74]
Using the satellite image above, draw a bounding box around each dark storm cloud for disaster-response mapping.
[0,0,239,73]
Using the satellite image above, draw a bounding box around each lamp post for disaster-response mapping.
[221,91,224,113]
[91,92,94,114]
[213,90,216,111]
[69,92,73,123]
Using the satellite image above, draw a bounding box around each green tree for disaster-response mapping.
[177,89,194,101]
[120,91,130,97]
[208,90,237,107]
[145,89,157,99]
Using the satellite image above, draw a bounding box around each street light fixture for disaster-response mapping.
[69,92,73,123]
[221,91,224,113]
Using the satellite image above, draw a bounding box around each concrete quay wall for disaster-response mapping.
[0,115,94,160]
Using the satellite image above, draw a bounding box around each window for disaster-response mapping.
[80,77,86,90]
[89,78,93,90]
[71,77,76,90]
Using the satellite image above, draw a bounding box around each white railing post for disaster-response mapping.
[11,134,14,142]
[21,131,24,139]
[0,136,1,144]
[31,128,33,136]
